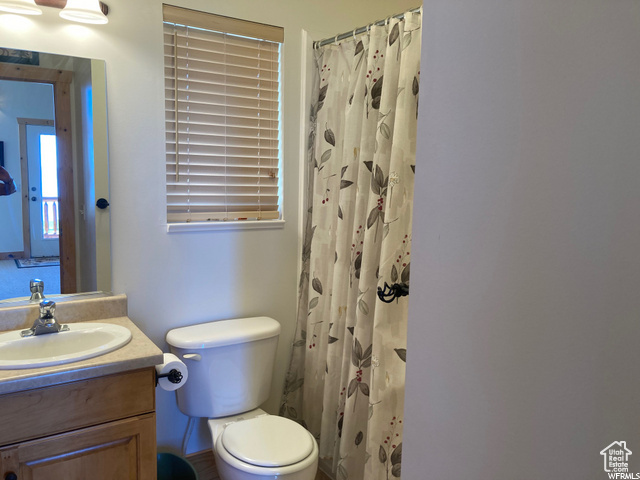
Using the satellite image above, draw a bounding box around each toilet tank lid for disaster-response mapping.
[166,317,281,349]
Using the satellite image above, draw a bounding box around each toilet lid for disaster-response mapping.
[221,416,314,467]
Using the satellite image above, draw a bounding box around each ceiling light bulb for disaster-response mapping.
[0,0,42,15]
[59,0,108,24]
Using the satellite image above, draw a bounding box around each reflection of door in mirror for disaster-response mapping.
[26,123,59,258]
[0,51,111,301]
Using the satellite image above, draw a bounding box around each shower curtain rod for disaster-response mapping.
[313,6,422,49]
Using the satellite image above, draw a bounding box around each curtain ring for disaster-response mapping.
[334,34,339,45]
[352,29,357,42]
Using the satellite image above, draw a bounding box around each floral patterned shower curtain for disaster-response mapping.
[281,10,421,480]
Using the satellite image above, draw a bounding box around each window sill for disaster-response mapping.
[166,219,285,233]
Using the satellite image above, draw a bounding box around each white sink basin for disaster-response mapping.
[0,323,132,369]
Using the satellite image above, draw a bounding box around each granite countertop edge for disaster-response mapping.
[0,316,164,395]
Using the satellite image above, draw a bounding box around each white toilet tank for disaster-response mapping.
[166,317,281,418]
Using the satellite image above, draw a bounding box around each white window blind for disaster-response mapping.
[163,5,283,223]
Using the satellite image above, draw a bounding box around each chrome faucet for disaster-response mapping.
[21,300,69,337]
[29,279,45,302]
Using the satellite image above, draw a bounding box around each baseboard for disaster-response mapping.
[0,252,24,261]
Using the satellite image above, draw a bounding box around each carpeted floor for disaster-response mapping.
[0,259,60,301]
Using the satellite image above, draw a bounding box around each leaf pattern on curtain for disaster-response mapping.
[281,10,421,480]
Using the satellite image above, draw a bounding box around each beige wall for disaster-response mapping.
[0,0,418,453]
[91,60,111,293]
[404,1,640,478]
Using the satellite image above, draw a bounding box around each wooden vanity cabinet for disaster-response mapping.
[0,368,157,480]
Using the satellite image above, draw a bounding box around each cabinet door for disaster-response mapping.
[0,414,156,480]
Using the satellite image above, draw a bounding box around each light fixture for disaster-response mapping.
[0,0,42,15]
[59,0,107,24]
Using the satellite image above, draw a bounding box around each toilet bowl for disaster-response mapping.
[166,317,319,480]
[209,411,318,480]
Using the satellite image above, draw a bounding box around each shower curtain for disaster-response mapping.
[281,9,421,480]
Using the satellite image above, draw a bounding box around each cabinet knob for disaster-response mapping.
[5,472,17,480]
[96,198,110,209]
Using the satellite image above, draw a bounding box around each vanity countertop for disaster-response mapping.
[0,316,163,395]
[0,295,163,395]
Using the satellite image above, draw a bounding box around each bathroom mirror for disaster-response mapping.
[0,48,110,302]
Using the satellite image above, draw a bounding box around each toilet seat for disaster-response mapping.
[221,415,314,467]
[213,416,318,477]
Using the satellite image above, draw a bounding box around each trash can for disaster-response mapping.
[157,453,199,480]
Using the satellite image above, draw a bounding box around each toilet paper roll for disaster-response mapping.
[156,353,188,391]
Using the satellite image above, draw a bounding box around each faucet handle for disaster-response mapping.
[39,300,56,319]
[30,279,43,293]
[30,279,45,302]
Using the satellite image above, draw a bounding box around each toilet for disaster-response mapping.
[166,317,318,480]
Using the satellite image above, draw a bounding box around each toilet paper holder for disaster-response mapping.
[156,368,183,386]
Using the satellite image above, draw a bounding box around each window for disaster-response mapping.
[163,4,283,226]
